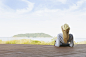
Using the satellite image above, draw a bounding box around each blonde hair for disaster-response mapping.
[61,24,70,43]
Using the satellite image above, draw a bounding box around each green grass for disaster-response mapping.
[0,39,55,45]
[74,41,86,44]
[0,38,86,45]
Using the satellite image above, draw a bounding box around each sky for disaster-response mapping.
[0,0,86,38]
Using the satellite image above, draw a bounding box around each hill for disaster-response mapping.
[13,33,52,37]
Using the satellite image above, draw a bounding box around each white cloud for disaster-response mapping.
[57,0,67,4]
[0,0,34,14]
[0,0,86,37]
[29,3,86,37]
[0,1,14,13]
[16,0,34,14]
[68,0,86,11]
[50,0,67,4]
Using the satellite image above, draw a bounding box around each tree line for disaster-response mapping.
[13,33,52,37]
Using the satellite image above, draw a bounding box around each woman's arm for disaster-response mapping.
[69,34,74,47]
[54,34,60,47]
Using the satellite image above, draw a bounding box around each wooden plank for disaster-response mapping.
[0,44,85,57]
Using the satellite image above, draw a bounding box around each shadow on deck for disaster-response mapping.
[0,44,85,57]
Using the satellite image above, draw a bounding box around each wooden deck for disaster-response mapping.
[0,44,85,57]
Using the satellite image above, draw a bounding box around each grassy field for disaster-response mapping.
[0,39,85,45]
[74,41,86,44]
[0,39,55,45]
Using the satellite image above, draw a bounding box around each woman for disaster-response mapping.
[54,24,74,47]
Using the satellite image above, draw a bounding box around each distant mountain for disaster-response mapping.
[13,33,52,37]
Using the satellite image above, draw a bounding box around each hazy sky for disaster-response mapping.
[0,0,86,38]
